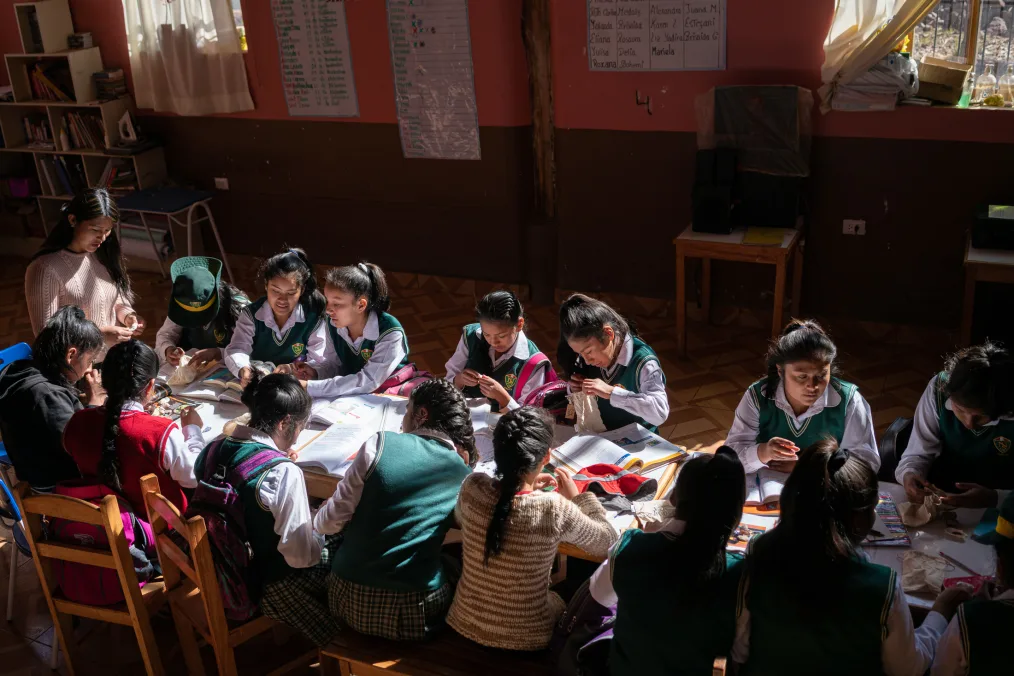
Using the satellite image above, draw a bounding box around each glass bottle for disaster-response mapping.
[973,63,998,104]
[999,64,1014,106]
[958,71,973,108]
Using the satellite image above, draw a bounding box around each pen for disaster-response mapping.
[939,551,978,576]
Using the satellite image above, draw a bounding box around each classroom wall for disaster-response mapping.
[2,0,1009,327]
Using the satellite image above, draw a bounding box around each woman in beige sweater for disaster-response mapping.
[25,189,142,346]
[447,407,617,651]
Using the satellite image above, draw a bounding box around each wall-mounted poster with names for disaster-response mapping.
[387,0,481,160]
[587,0,726,71]
[271,0,359,117]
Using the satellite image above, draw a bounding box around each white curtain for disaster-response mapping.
[821,0,940,111]
[121,0,254,116]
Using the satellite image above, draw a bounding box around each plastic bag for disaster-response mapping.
[831,52,918,112]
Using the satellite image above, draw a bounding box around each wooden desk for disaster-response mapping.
[673,226,804,358]
[961,242,1014,346]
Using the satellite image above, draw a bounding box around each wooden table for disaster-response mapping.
[961,241,1014,346]
[673,226,804,358]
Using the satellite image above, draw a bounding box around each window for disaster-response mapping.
[913,1,1014,79]
[232,0,248,52]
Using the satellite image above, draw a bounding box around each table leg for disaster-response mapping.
[772,259,787,339]
[701,258,712,325]
[138,213,167,278]
[791,244,804,319]
[961,266,976,346]
[676,250,687,358]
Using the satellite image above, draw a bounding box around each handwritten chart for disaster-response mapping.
[587,0,726,71]
[271,0,359,117]
[387,0,481,160]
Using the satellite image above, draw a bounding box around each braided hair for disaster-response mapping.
[408,379,477,467]
[259,247,325,315]
[324,261,391,314]
[763,319,839,399]
[475,290,523,327]
[99,340,158,491]
[484,407,553,563]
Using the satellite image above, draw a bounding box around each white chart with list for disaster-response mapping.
[588,0,726,71]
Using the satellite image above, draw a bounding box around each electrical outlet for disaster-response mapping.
[214,177,229,190]
[843,219,866,235]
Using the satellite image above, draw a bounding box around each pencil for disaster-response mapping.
[938,551,978,576]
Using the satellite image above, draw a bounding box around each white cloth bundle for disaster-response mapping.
[571,392,606,435]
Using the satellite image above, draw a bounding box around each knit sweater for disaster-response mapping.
[446,473,618,651]
[25,250,133,336]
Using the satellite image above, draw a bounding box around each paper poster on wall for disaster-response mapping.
[387,0,481,160]
[587,0,726,71]
[271,0,359,117]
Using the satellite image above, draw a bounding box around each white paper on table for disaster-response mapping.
[551,434,632,473]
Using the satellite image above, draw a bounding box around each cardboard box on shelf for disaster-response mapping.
[918,57,972,105]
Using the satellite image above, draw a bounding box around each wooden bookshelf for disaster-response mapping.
[14,1,75,55]
[5,48,104,104]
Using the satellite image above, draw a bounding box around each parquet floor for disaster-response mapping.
[1,254,960,674]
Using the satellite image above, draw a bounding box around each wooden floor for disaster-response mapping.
[1,254,961,673]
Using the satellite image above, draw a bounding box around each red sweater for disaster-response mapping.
[64,407,188,513]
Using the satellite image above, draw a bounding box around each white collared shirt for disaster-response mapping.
[313,428,460,535]
[725,379,879,474]
[896,375,1014,507]
[223,301,327,376]
[567,334,670,427]
[931,588,1014,675]
[229,424,324,569]
[444,327,548,410]
[121,400,204,488]
[588,518,686,607]
[306,311,408,399]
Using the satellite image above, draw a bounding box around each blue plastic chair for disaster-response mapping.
[0,342,32,487]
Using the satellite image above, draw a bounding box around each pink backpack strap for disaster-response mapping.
[515,352,554,399]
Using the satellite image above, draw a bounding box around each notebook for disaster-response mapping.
[745,469,788,507]
[180,362,275,404]
[550,423,688,474]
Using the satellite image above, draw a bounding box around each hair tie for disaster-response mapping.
[828,447,851,474]
[358,263,370,275]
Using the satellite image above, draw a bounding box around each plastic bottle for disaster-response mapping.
[999,64,1014,106]
[972,63,998,104]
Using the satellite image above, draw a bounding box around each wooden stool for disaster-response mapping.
[674,225,804,358]
[960,239,1014,346]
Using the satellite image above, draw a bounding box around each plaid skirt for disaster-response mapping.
[260,536,342,647]
[328,574,453,641]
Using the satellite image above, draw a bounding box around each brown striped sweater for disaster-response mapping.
[446,472,618,651]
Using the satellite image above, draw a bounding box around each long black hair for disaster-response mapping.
[750,439,878,606]
[476,290,523,326]
[259,247,325,315]
[99,340,159,491]
[213,281,248,337]
[33,188,132,301]
[763,319,839,399]
[485,407,554,563]
[324,261,391,315]
[240,372,312,438]
[557,293,633,377]
[32,305,103,387]
[671,446,746,586]
[940,341,1014,419]
[409,378,477,467]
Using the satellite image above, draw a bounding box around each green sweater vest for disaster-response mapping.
[460,323,544,412]
[749,377,857,448]
[930,373,1014,491]
[326,312,410,377]
[574,336,664,432]
[246,298,324,366]
[610,529,745,676]
[331,432,471,592]
[958,598,1014,675]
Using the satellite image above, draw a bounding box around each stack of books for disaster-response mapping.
[38,155,87,197]
[61,112,107,150]
[22,114,54,150]
[97,158,137,197]
[68,33,93,49]
[27,62,73,102]
[93,69,126,100]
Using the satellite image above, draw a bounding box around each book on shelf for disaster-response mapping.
[21,114,54,150]
[29,63,74,103]
[93,69,127,101]
[38,157,58,196]
[68,33,93,50]
[61,112,105,150]
[25,8,44,53]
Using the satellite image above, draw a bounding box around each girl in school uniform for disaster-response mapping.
[896,341,1014,509]
[445,290,553,412]
[732,439,971,676]
[932,491,1014,675]
[196,373,340,647]
[155,256,249,367]
[284,262,417,397]
[725,319,879,475]
[446,407,618,651]
[557,293,669,431]
[224,248,326,385]
[588,447,746,676]
[63,340,205,513]
[313,378,475,640]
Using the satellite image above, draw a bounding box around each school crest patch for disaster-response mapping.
[504,373,517,390]
[361,349,373,362]
[291,343,305,357]
[214,328,227,345]
[995,436,1011,455]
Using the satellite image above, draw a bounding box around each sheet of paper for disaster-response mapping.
[587,0,726,71]
[386,0,481,159]
[271,0,359,117]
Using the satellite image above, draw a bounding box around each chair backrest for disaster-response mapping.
[0,342,31,368]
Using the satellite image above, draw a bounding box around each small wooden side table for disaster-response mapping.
[673,225,804,358]
[960,240,1014,346]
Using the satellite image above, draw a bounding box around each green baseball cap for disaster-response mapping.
[976,491,1014,545]
[168,256,222,328]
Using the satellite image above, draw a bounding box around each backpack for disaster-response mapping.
[550,578,615,676]
[377,363,432,397]
[50,481,159,606]
[185,439,289,621]
[515,352,569,420]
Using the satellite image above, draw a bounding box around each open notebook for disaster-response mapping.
[295,395,406,476]
[745,469,789,507]
[179,362,275,404]
[550,423,688,474]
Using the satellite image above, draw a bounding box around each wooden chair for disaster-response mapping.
[12,482,166,675]
[140,474,276,676]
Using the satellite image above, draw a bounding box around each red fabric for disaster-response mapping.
[572,463,655,500]
[64,407,187,513]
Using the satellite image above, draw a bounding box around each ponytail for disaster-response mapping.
[408,379,477,467]
[763,319,838,399]
[99,340,158,491]
[559,293,631,345]
[259,247,325,315]
[241,372,312,436]
[942,340,1014,419]
[324,261,391,315]
[485,407,553,563]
